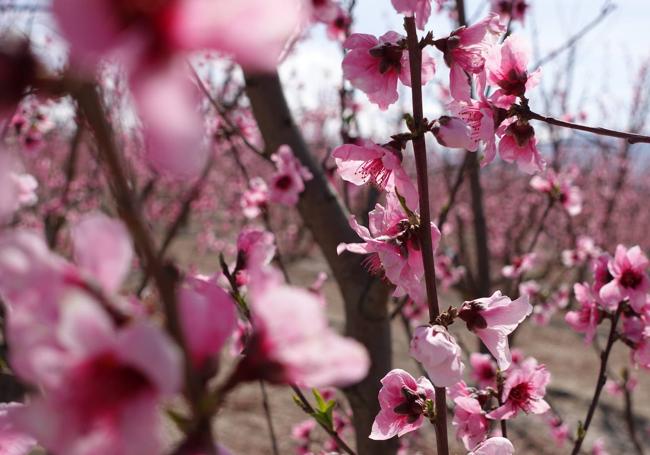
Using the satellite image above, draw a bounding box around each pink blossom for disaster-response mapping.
[178,275,237,369]
[130,63,208,178]
[450,96,504,165]
[71,213,133,293]
[565,283,602,343]
[370,369,434,440]
[337,193,441,305]
[530,169,582,216]
[435,14,504,101]
[234,228,277,287]
[432,116,478,151]
[311,0,341,23]
[562,236,598,267]
[342,32,435,110]
[269,145,313,206]
[497,120,545,174]
[591,438,610,455]
[593,253,614,293]
[10,173,38,207]
[633,328,650,369]
[54,0,305,71]
[171,0,307,70]
[599,245,649,312]
[391,0,432,30]
[491,0,529,23]
[469,437,515,455]
[241,177,269,219]
[332,140,418,208]
[12,292,182,455]
[469,353,497,388]
[410,325,464,387]
[436,254,465,290]
[0,403,36,455]
[453,396,488,450]
[486,35,540,108]
[604,375,638,397]
[487,360,550,420]
[237,282,370,387]
[458,291,532,370]
[544,413,569,448]
[501,252,535,279]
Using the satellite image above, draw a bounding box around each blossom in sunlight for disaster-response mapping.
[565,283,603,344]
[599,245,649,312]
[410,325,464,387]
[342,32,435,110]
[491,0,530,23]
[452,396,489,450]
[501,252,536,279]
[469,353,497,388]
[486,35,540,108]
[434,13,504,101]
[370,369,434,440]
[432,116,478,151]
[391,0,433,30]
[458,291,532,370]
[487,359,550,420]
[332,140,418,208]
[498,119,545,174]
[337,193,441,305]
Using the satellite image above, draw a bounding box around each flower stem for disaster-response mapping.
[404,16,449,455]
[570,303,624,455]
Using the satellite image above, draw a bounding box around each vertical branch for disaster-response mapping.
[570,304,623,455]
[404,17,449,455]
[622,369,645,455]
[259,380,280,455]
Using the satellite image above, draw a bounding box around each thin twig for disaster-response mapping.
[405,16,449,455]
[570,303,624,455]
[521,107,650,144]
[259,380,280,455]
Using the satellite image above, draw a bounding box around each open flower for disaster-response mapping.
[599,245,649,312]
[530,169,582,216]
[12,292,182,455]
[486,35,540,108]
[453,396,489,450]
[337,193,441,305]
[469,353,497,388]
[458,291,532,370]
[370,369,434,440]
[498,119,545,174]
[342,32,435,110]
[236,282,370,388]
[332,140,418,208]
[491,0,529,23]
[565,283,603,343]
[501,252,536,279]
[487,359,550,420]
[410,325,464,387]
[434,14,504,101]
[269,145,313,206]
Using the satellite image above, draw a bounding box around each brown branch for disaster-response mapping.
[570,303,624,455]
[404,16,449,455]
[521,107,650,144]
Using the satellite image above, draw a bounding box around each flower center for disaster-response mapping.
[393,387,427,423]
[369,43,404,74]
[274,175,294,191]
[458,301,488,331]
[508,382,532,407]
[497,68,528,97]
[620,269,643,289]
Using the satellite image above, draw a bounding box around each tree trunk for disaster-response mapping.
[244,72,397,455]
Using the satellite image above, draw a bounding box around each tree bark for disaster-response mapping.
[244,72,397,455]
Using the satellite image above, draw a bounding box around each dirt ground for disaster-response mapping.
[168,237,650,455]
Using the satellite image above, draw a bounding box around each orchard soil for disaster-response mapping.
[165,235,650,455]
